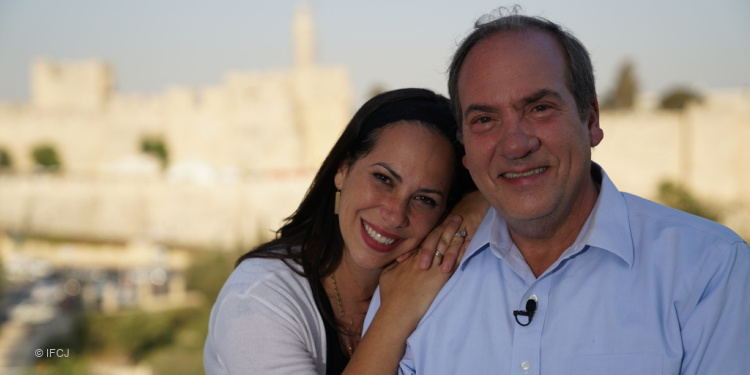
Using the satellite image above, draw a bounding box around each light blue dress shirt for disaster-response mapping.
[364,167,750,375]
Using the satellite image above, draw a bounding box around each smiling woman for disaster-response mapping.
[203,88,481,375]
[334,121,454,270]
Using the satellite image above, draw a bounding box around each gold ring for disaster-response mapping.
[434,250,444,259]
[454,229,467,238]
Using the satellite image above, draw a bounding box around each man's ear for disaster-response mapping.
[587,98,603,147]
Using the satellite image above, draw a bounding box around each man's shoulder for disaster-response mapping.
[621,192,745,247]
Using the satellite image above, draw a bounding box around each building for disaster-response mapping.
[0,3,353,251]
[593,88,750,238]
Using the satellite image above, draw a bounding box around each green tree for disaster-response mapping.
[185,251,237,303]
[0,147,12,171]
[0,256,4,306]
[659,87,703,111]
[140,136,169,169]
[602,60,638,110]
[82,309,193,361]
[657,180,720,221]
[31,144,62,171]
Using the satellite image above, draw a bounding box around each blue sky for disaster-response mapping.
[1,0,748,105]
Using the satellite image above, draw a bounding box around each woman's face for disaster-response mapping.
[334,120,455,272]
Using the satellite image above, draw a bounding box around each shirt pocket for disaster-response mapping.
[565,353,662,375]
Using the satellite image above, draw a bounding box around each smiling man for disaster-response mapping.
[457,27,603,277]
[363,9,750,375]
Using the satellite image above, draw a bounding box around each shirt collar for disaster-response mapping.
[460,164,635,270]
[575,165,635,267]
[460,208,504,270]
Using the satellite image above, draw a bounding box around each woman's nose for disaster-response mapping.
[380,196,409,228]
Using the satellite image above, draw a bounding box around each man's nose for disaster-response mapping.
[497,119,540,159]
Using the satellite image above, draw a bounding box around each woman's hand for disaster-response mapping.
[342,193,489,375]
[371,240,466,345]
[418,190,490,272]
[343,248,464,375]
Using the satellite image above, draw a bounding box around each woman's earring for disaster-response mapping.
[334,191,341,214]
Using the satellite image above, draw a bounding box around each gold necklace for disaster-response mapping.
[330,272,359,356]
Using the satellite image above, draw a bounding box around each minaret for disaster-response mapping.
[292,2,315,69]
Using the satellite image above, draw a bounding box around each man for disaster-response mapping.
[364,9,749,374]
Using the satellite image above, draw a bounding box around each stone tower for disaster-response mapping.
[31,59,114,112]
[292,2,315,69]
[290,2,351,169]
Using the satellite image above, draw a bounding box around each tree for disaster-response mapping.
[659,87,703,111]
[657,180,720,222]
[31,144,62,171]
[602,60,638,110]
[185,251,236,303]
[140,136,169,169]
[0,255,4,307]
[0,148,12,171]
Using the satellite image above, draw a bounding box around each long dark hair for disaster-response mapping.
[236,88,471,328]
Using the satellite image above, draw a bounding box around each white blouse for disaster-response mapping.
[204,257,328,375]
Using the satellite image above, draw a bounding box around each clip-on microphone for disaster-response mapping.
[513,297,537,326]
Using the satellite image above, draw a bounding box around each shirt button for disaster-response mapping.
[529,294,538,302]
[521,361,531,372]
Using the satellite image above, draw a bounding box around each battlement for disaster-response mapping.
[32,59,114,112]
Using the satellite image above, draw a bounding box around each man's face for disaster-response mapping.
[458,30,603,235]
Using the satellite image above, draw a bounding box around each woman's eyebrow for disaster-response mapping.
[373,162,402,183]
[373,162,444,198]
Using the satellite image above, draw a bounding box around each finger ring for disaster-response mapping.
[454,229,467,238]
[434,250,444,259]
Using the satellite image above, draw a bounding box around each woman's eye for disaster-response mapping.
[415,196,437,207]
[374,173,391,184]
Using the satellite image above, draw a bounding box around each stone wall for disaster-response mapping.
[593,88,750,238]
[1,87,747,248]
[0,63,351,176]
[0,172,314,250]
[0,3,354,250]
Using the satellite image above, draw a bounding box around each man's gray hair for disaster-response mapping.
[448,6,597,142]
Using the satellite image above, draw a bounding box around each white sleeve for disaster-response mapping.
[204,267,325,375]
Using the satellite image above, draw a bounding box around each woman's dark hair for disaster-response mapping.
[236,88,472,330]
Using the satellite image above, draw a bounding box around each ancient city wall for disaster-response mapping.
[593,88,750,237]
[2,87,747,248]
[594,88,750,204]
[0,172,314,250]
[0,65,350,176]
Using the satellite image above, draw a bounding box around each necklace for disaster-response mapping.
[330,271,360,356]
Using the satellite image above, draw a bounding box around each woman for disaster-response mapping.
[204,88,486,374]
